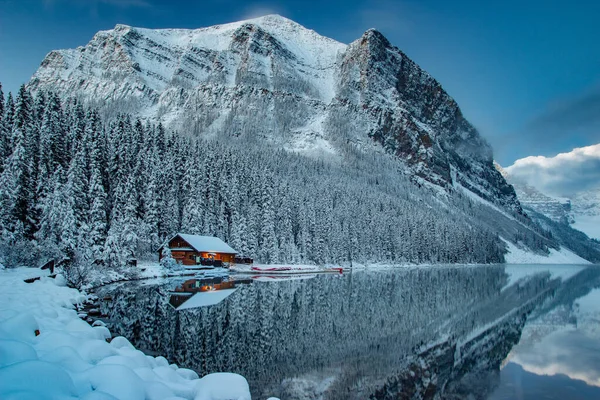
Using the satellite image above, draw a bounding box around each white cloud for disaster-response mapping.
[505,143,600,197]
[238,4,285,21]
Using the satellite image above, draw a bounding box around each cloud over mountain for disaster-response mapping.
[505,143,600,197]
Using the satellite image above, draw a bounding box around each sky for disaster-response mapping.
[0,0,599,166]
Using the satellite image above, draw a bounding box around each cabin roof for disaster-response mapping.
[176,288,238,310]
[167,233,238,254]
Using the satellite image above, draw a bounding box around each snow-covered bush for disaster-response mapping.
[60,249,140,289]
[59,248,94,289]
[0,224,39,268]
[160,246,180,271]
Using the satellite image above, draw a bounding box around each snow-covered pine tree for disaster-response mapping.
[88,164,108,261]
[53,170,78,259]
[3,92,15,147]
[0,84,7,174]
[159,245,178,271]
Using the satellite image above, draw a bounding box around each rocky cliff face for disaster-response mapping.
[29,14,521,213]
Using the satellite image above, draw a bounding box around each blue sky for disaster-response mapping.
[0,0,599,165]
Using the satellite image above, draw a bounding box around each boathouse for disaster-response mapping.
[158,233,238,266]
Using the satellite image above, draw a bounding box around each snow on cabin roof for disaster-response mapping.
[176,288,237,310]
[177,234,237,254]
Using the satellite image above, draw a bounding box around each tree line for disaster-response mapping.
[0,84,530,275]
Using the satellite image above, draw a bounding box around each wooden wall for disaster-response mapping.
[159,235,236,265]
[161,250,236,265]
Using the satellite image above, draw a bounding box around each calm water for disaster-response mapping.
[96,264,600,399]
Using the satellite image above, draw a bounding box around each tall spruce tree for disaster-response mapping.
[0,84,7,173]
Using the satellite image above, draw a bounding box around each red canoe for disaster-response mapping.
[251,266,293,272]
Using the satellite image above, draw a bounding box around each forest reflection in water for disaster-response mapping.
[96,264,600,399]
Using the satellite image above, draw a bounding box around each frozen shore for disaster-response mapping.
[0,267,258,400]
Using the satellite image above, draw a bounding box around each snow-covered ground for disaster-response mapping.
[229,264,344,274]
[0,267,261,400]
[502,238,591,264]
[137,261,229,280]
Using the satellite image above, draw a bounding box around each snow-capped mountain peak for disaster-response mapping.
[29,15,521,213]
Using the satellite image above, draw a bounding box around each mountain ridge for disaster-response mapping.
[29,14,521,213]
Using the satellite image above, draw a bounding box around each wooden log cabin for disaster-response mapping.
[158,233,238,266]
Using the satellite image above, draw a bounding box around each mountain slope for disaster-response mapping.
[570,189,600,240]
[29,14,521,214]
[496,161,573,224]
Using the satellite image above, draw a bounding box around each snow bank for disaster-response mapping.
[0,268,253,400]
[137,261,229,280]
[502,239,591,265]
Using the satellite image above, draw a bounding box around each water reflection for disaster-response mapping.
[492,362,600,400]
[491,284,600,399]
[96,265,600,399]
[168,277,253,310]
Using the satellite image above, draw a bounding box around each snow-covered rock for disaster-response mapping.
[496,166,574,224]
[195,373,251,400]
[0,268,254,400]
[502,169,600,241]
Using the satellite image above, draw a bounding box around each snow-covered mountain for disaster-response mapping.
[569,189,600,240]
[495,162,573,224]
[499,146,600,241]
[28,14,520,213]
[506,178,599,241]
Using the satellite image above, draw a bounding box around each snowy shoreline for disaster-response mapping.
[85,245,596,295]
[92,249,596,292]
[0,267,258,400]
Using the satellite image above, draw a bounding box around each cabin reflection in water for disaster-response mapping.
[168,277,252,310]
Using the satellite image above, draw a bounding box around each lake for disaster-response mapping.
[95,264,600,399]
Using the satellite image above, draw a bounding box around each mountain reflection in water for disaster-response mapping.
[96,265,600,399]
